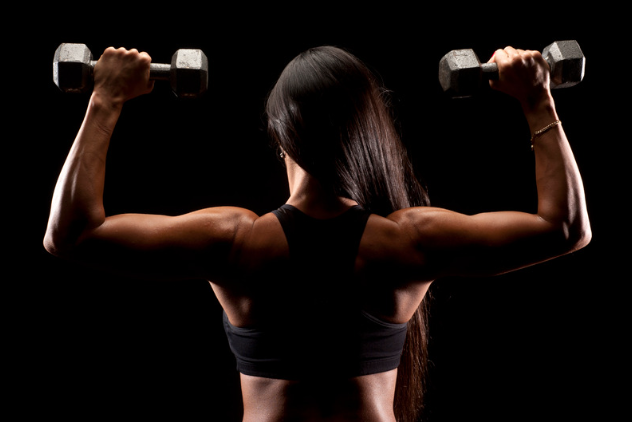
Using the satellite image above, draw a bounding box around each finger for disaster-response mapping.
[98,46,116,61]
[525,49,543,62]
[488,49,503,63]
[530,50,550,70]
[493,47,514,64]
[504,46,518,56]
[139,51,153,64]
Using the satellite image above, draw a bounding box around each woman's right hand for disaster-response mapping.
[488,46,553,113]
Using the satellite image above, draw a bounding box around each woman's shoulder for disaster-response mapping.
[358,207,452,282]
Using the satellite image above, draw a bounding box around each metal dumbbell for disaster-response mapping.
[53,43,209,99]
[438,40,585,98]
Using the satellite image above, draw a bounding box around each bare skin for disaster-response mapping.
[44,46,591,421]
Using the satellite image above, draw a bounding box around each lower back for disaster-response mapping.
[240,371,398,422]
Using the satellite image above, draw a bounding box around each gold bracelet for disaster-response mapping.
[530,120,561,150]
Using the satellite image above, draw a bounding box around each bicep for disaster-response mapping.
[69,207,256,280]
[397,207,571,278]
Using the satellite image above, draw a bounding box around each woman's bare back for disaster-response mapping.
[240,371,398,422]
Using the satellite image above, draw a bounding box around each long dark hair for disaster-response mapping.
[266,46,430,422]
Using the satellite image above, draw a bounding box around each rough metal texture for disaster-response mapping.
[53,43,94,93]
[439,40,585,98]
[52,43,209,98]
[170,49,209,98]
[542,40,585,89]
[438,49,482,98]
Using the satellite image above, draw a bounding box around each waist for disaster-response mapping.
[240,370,398,422]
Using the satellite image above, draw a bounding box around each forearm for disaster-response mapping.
[44,93,122,255]
[526,97,591,247]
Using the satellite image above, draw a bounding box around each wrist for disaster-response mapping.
[90,89,125,112]
[86,92,123,135]
[522,93,559,134]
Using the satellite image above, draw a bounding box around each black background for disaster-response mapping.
[11,5,624,421]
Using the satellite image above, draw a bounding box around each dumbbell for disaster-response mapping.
[53,43,209,99]
[438,40,585,98]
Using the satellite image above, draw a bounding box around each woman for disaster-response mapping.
[44,44,590,421]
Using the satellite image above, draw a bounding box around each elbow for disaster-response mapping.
[43,231,66,259]
[569,221,592,252]
[539,199,592,255]
[558,216,592,255]
[43,228,77,260]
[44,213,104,260]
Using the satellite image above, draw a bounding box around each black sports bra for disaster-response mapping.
[222,204,408,380]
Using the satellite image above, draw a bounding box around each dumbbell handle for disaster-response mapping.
[475,59,558,82]
[480,62,499,80]
[86,60,172,81]
[469,40,585,87]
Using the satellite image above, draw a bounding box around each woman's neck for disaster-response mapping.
[284,157,357,218]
